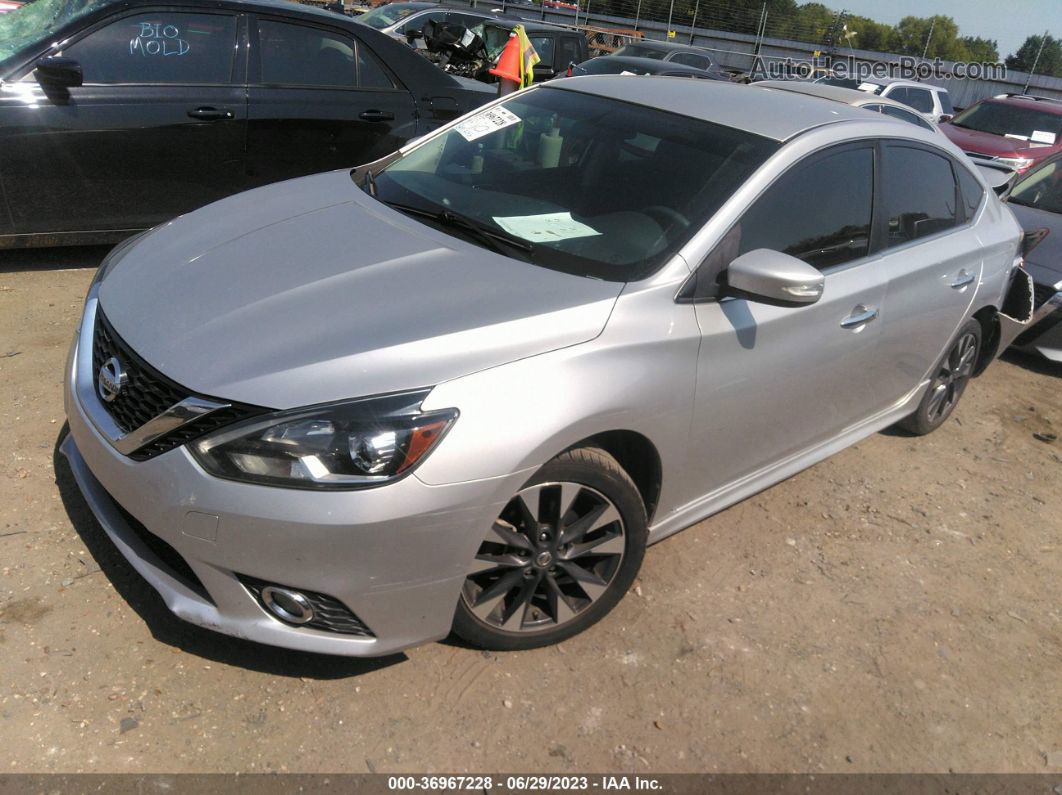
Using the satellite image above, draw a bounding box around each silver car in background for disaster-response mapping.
[63,77,1026,656]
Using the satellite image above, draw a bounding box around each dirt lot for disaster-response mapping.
[0,247,1059,774]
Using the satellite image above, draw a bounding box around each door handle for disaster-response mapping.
[359,109,395,122]
[950,270,976,289]
[840,305,879,329]
[187,107,234,121]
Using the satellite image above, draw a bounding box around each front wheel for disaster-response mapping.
[452,447,647,651]
[898,318,982,436]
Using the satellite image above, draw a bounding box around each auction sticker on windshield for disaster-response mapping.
[455,107,522,142]
[493,212,601,242]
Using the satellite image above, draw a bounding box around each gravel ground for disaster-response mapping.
[1,248,1060,774]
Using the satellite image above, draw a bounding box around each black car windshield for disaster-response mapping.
[355,3,428,30]
[952,101,1062,144]
[372,86,779,281]
[613,44,666,61]
[1009,158,1062,214]
[0,0,111,65]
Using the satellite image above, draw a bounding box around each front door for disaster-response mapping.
[0,9,246,236]
[244,17,418,190]
[687,144,891,494]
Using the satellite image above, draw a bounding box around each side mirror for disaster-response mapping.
[34,56,83,89]
[726,248,824,306]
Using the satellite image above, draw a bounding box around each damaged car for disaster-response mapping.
[64,78,1032,656]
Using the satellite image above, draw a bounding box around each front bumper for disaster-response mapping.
[62,301,531,657]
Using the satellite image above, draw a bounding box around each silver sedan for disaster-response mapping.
[63,77,1027,656]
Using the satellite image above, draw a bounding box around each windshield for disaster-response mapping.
[1009,158,1062,214]
[0,0,110,65]
[613,44,666,61]
[952,101,1062,144]
[355,3,426,30]
[371,86,779,281]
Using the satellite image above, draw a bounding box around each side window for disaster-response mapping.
[955,164,985,220]
[671,52,710,69]
[258,20,355,88]
[938,91,954,116]
[396,10,445,34]
[357,42,396,89]
[900,87,934,114]
[730,146,875,271]
[556,36,583,69]
[883,145,959,245]
[63,13,237,84]
[530,36,556,70]
[881,104,934,130]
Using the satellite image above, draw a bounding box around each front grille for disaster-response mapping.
[112,501,214,604]
[92,310,266,460]
[238,575,375,637]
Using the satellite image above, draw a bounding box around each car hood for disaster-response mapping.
[942,123,1054,159]
[98,170,623,410]
[1007,202,1062,285]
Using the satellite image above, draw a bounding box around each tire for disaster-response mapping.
[898,318,982,436]
[452,446,648,651]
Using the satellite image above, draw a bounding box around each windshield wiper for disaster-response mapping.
[378,200,534,255]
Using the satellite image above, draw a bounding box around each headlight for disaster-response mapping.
[190,390,457,490]
[996,156,1034,172]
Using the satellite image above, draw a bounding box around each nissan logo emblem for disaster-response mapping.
[97,356,127,403]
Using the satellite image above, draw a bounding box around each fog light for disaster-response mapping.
[260,585,314,625]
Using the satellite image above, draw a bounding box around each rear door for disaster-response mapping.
[687,143,891,490]
[245,16,417,189]
[0,8,246,235]
[874,142,984,400]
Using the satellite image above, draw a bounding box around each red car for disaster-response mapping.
[0,0,23,12]
[942,94,1062,175]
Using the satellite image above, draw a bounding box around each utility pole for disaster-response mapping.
[921,16,936,61]
[689,0,699,44]
[666,0,675,39]
[633,0,641,30]
[1023,29,1049,94]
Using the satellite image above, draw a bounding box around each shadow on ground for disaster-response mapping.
[52,427,407,679]
[1001,348,1062,378]
[0,246,111,274]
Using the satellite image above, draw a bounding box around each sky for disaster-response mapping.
[832,0,1059,60]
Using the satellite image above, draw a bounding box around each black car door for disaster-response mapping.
[244,16,418,189]
[0,8,247,237]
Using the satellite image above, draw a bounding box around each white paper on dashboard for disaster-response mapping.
[1030,130,1057,145]
[1004,133,1030,141]
[493,212,602,242]
[454,107,522,142]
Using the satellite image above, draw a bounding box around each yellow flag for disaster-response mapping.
[514,25,541,88]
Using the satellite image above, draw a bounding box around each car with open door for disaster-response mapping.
[0,0,494,248]
[64,77,1029,657]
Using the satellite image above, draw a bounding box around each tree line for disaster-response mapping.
[588,0,1061,76]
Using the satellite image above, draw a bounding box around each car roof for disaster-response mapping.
[548,76,889,141]
[623,39,709,54]
[862,77,947,91]
[583,55,709,74]
[980,94,1062,115]
[753,80,923,112]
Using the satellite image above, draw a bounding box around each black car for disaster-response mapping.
[611,39,729,80]
[521,21,587,80]
[0,0,494,247]
[569,54,727,80]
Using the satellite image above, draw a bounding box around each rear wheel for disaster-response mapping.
[898,319,981,436]
[452,447,647,651]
